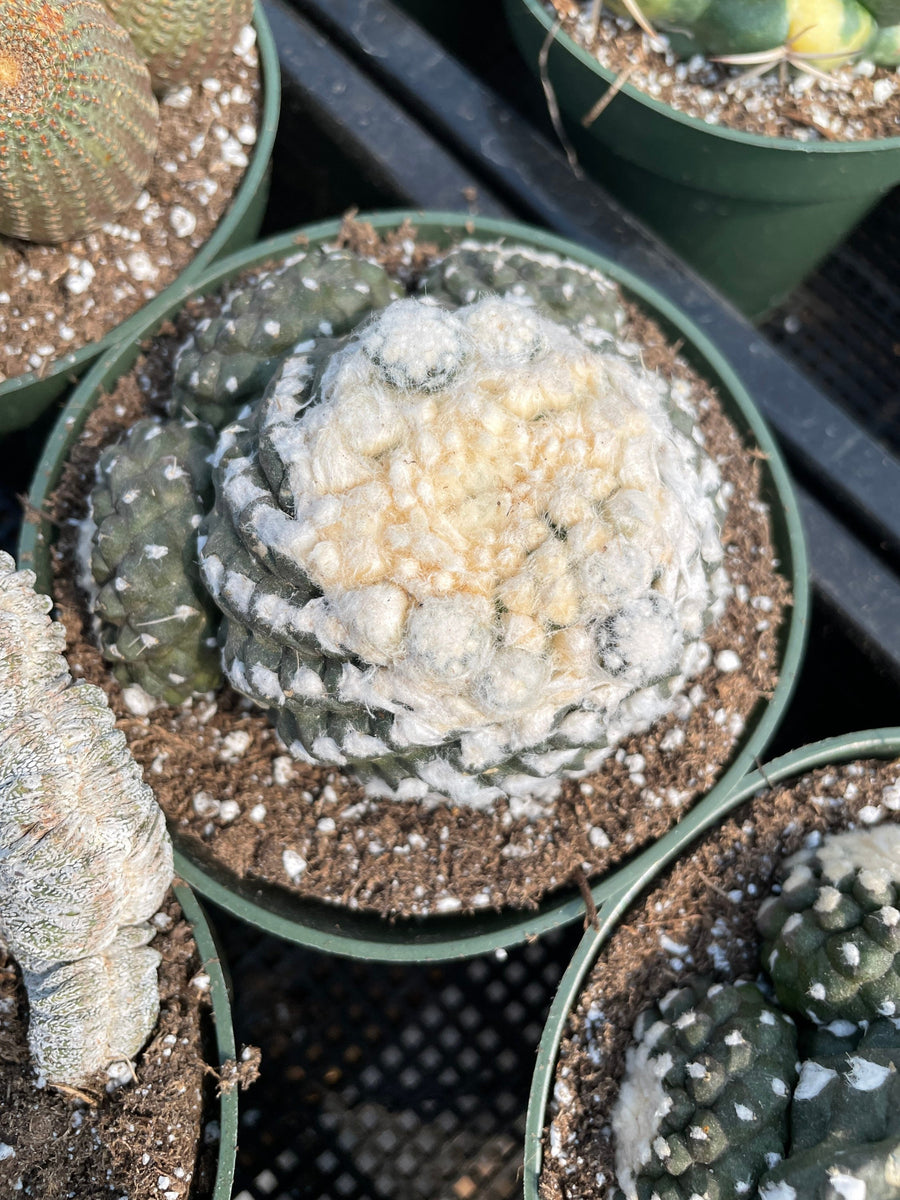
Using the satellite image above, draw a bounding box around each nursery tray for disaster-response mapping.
[3,2,899,1197]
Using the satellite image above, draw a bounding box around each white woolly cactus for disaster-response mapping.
[0,551,173,1085]
[200,293,729,809]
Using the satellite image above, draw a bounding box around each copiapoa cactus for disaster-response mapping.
[757,825,900,1026]
[78,244,735,811]
[602,0,900,73]
[610,980,799,1200]
[0,0,159,244]
[101,0,254,93]
[195,289,728,810]
[0,551,173,1086]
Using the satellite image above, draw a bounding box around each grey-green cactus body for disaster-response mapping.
[196,285,729,809]
[757,826,900,1026]
[84,416,222,706]
[169,247,405,429]
[611,980,798,1200]
[758,1018,900,1200]
[0,552,173,1085]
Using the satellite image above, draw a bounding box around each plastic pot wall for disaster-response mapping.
[19,210,808,962]
[171,882,238,1200]
[503,0,900,319]
[0,1,281,437]
[523,728,900,1200]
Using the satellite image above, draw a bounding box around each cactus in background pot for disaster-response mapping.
[0,0,158,243]
[604,0,900,70]
[101,0,254,93]
[611,980,798,1200]
[0,552,173,1085]
[757,825,900,1026]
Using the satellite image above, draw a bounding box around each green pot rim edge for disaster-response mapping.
[171,881,238,1200]
[17,209,810,963]
[522,727,900,1198]
[513,0,900,154]
[0,0,281,407]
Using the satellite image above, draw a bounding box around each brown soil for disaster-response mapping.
[0,893,217,1200]
[548,1,900,141]
[0,28,260,387]
[41,218,792,920]
[538,754,900,1200]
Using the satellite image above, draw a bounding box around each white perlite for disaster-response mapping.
[202,292,729,808]
[0,552,173,1085]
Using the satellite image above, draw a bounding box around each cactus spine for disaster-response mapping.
[0,0,158,244]
[0,552,173,1085]
[101,0,254,93]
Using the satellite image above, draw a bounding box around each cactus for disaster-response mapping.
[758,1018,900,1200]
[606,0,898,74]
[418,242,627,342]
[80,417,222,707]
[0,552,173,1085]
[757,826,900,1026]
[101,0,254,94]
[169,247,405,430]
[195,290,729,808]
[0,0,158,244]
[610,980,798,1200]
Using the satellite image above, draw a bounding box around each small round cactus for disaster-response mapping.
[101,0,254,93]
[757,826,900,1026]
[197,292,728,808]
[0,552,173,1085]
[82,417,222,707]
[611,980,798,1200]
[169,247,405,430]
[0,0,159,243]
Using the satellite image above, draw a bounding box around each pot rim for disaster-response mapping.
[18,209,809,963]
[523,727,900,1199]
[0,0,281,404]
[513,0,900,154]
[171,881,238,1200]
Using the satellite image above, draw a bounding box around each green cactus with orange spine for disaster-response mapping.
[101,0,254,94]
[0,0,159,244]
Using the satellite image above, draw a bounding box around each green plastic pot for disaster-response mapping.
[18,210,809,962]
[0,1,280,437]
[503,0,900,319]
[171,881,238,1200]
[524,727,900,1200]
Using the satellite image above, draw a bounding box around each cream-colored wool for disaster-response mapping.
[201,293,729,807]
[0,551,173,1084]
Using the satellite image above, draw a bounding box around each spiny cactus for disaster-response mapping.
[758,1018,900,1200]
[195,291,728,809]
[169,247,405,430]
[605,0,900,72]
[0,551,173,1085]
[101,0,254,94]
[610,980,798,1200]
[757,825,900,1026]
[0,0,158,244]
[82,417,222,707]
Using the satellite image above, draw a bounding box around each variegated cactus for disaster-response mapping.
[0,552,173,1085]
[197,291,729,809]
[0,0,158,243]
[101,0,254,93]
[606,0,900,72]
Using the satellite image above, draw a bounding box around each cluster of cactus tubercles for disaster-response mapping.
[0,0,253,245]
[0,552,173,1086]
[605,0,900,72]
[612,822,900,1200]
